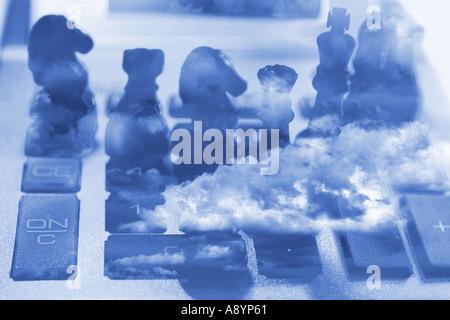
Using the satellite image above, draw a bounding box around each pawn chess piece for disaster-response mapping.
[26,15,98,157]
[343,3,424,126]
[298,7,355,139]
[257,64,298,148]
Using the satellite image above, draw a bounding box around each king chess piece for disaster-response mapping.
[298,7,355,139]
[343,2,424,126]
[26,15,98,158]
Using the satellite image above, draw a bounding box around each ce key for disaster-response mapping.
[21,157,82,193]
[11,194,80,281]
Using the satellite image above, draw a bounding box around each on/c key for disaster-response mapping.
[11,194,80,281]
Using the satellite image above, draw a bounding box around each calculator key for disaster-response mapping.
[338,200,413,279]
[105,234,180,281]
[105,231,252,300]
[21,157,82,193]
[105,193,142,234]
[250,233,322,283]
[11,195,80,281]
[403,194,450,277]
[105,193,166,234]
[178,232,252,300]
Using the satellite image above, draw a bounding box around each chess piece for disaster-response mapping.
[106,48,171,185]
[170,46,247,182]
[257,64,298,147]
[299,7,355,139]
[172,46,247,130]
[343,3,424,126]
[105,49,173,232]
[26,15,97,157]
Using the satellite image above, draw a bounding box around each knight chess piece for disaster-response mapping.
[169,46,247,183]
[26,15,98,158]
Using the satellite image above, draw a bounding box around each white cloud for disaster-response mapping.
[119,121,450,235]
[105,252,186,279]
[152,267,178,277]
[195,245,232,259]
[113,252,186,267]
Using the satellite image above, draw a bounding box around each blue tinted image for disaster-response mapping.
[1,0,450,301]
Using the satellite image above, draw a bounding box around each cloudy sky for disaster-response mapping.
[109,0,322,17]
